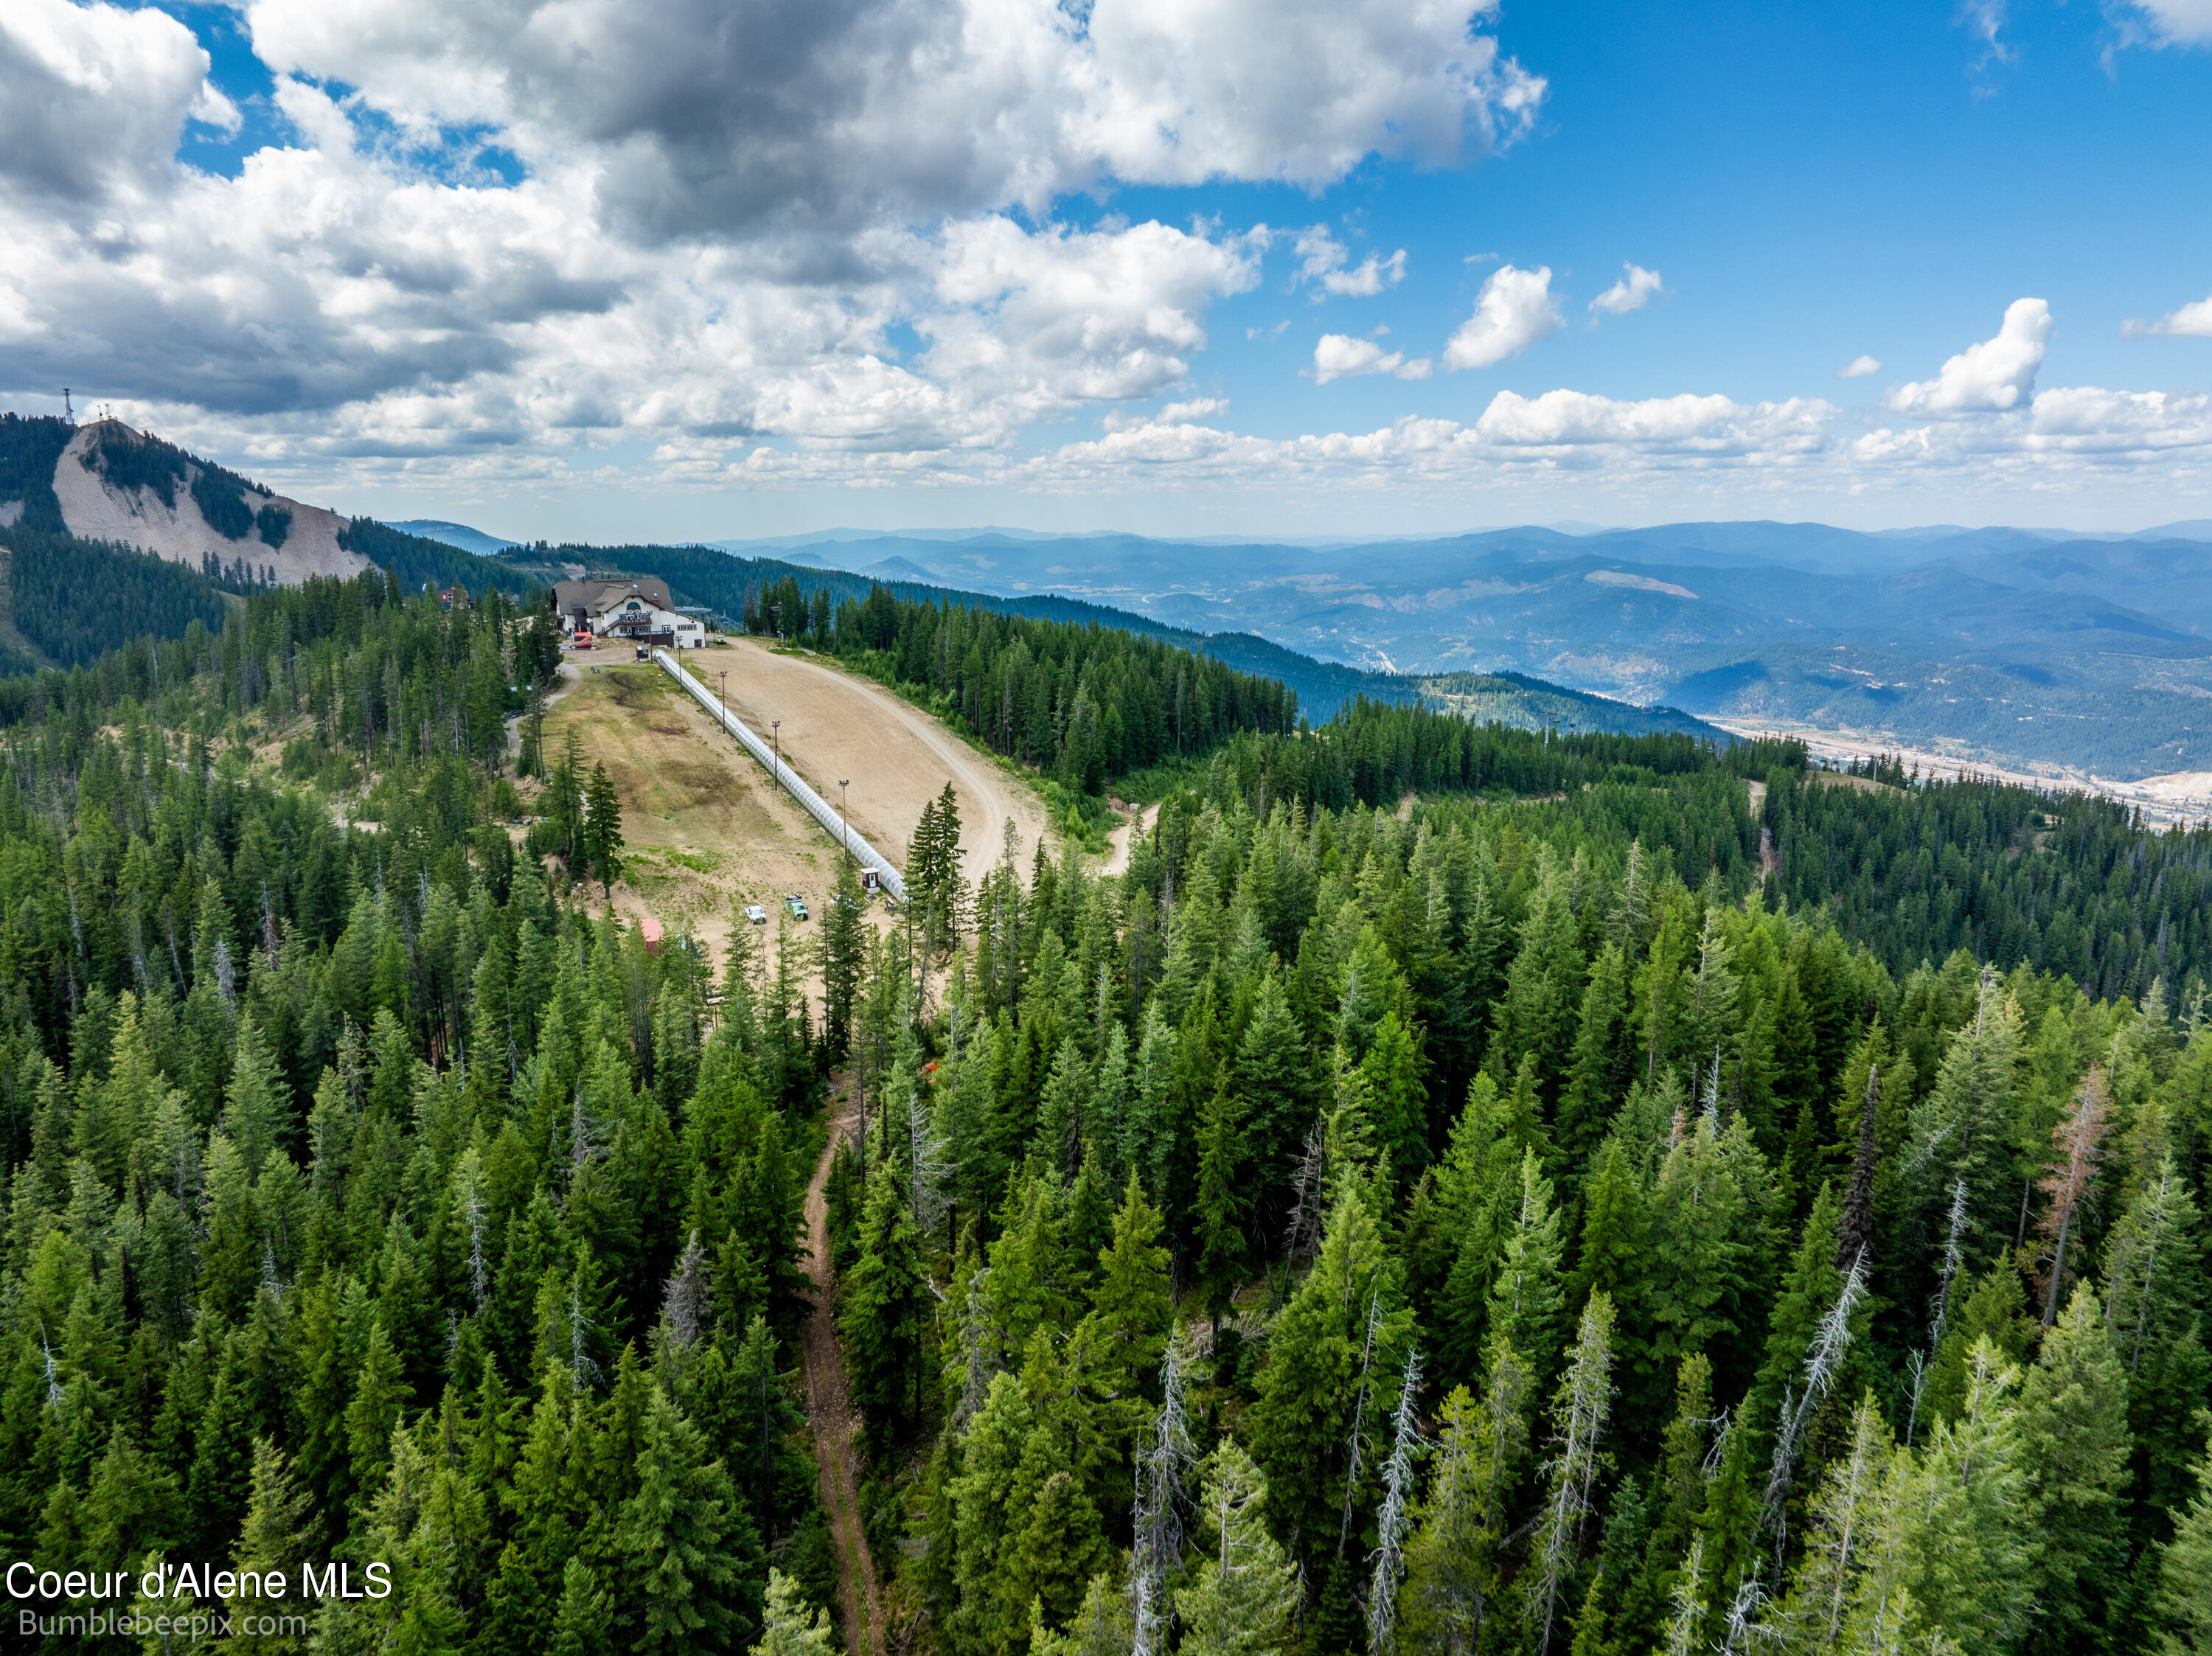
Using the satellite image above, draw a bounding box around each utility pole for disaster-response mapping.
[839,780,850,859]
[771,720,781,782]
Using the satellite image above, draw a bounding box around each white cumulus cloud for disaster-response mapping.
[1016,375,2212,500]
[918,216,1264,426]
[0,0,232,204]
[0,0,1543,482]
[1293,226,1407,298]
[2123,292,2212,338]
[2116,0,2212,44]
[1443,263,1562,370]
[1587,262,1664,318]
[1473,389,1833,454]
[1835,355,1882,378]
[731,371,2212,504]
[239,0,1546,238]
[1884,298,2051,415]
[1311,333,1433,383]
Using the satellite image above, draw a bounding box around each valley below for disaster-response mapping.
[735,519,2212,784]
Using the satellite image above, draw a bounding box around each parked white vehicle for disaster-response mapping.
[743,904,768,925]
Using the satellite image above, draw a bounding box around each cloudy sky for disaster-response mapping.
[4,0,2211,540]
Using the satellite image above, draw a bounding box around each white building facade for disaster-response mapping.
[551,576,707,647]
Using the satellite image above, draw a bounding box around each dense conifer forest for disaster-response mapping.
[2,529,233,671]
[0,566,2208,1656]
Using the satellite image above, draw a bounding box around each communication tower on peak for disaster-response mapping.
[63,388,74,425]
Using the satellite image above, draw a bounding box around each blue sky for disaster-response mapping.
[3,0,2211,539]
[1086,0,2212,443]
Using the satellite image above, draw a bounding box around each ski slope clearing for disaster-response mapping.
[53,422,367,583]
[535,653,844,970]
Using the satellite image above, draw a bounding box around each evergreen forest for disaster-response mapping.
[0,563,2207,1656]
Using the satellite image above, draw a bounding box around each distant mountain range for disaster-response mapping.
[388,518,518,556]
[10,411,2208,778]
[685,521,2212,780]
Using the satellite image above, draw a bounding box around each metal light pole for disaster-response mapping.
[771,720,781,782]
[838,780,850,860]
[717,669,726,711]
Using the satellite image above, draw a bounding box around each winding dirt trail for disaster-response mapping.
[501,654,588,765]
[1099,799,1160,878]
[801,1082,885,1656]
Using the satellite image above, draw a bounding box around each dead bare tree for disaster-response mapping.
[2037,1065,2112,1326]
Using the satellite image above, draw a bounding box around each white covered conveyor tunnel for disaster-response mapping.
[653,648,906,903]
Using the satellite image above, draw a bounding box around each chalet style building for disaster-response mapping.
[550,576,706,648]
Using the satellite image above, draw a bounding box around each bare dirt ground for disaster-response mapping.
[1746,779,1778,875]
[2126,768,2212,821]
[532,650,870,987]
[1713,715,2212,825]
[801,1081,884,1656]
[1100,799,1160,878]
[528,637,1051,1009]
[54,421,366,583]
[682,638,1048,891]
[1743,778,1778,871]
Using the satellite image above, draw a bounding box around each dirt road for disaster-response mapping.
[1747,779,1777,876]
[503,657,585,766]
[801,1085,884,1656]
[1100,800,1160,878]
[696,639,1047,892]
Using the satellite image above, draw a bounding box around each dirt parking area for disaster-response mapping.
[675,637,1049,892]
[532,639,1053,1004]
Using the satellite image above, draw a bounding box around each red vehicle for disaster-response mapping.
[570,629,594,648]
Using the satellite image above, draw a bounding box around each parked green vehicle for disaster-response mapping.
[783,893,808,920]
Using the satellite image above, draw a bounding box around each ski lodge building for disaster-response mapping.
[551,576,707,648]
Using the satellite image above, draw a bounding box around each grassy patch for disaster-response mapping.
[1037,779,1114,854]
[1110,753,1231,805]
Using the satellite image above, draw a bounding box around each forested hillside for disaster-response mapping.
[0,412,74,534]
[0,523,538,688]
[1,529,232,669]
[0,415,541,678]
[741,572,1299,794]
[507,540,1624,727]
[1420,669,1721,741]
[0,566,2208,1656]
[338,518,544,606]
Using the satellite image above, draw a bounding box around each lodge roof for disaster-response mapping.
[552,576,675,615]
